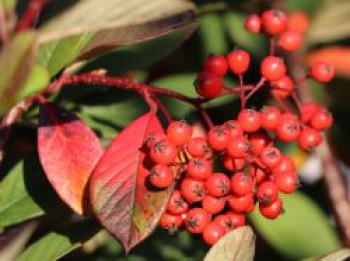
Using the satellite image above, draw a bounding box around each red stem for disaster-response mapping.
[239,74,245,109]
[272,92,293,113]
[151,95,172,123]
[16,0,47,32]
[291,92,303,112]
[196,105,214,129]
[245,78,266,103]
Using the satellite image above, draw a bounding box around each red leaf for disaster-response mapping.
[38,102,104,215]
[89,112,175,252]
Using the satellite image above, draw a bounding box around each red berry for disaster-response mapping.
[310,62,335,83]
[180,178,205,203]
[261,56,287,81]
[221,155,246,172]
[249,166,268,185]
[185,208,210,234]
[261,106,281,130]
[214,214,234,233]
[300,102,320,123]
[204,55,228,76]
[150,139,177,165]
[271,75,294,99]
[272,155,295,174]
[223,120,244,139]
[260,146,282,168]
[275,117,301,142]
[167,190,189,215]
[202,195,226,214]
[288,12,310,34]
[257,181,278,204]
[245,14,261,34]
[275,171,298,194]
[149,164,174,188]
[195,71,223,98]
[298,128,323,150]
[227,49,251,75]
[146,131,167,148]
[262,9,287,35]
[228,193,254,213]
[188,158,212,180]
[310,108,333,131]
[202,222,225,246]
[237,109,262,133]
[208,126,229,151]
[227,136,250,159]
[167,120,193,146]
[278,30,303,52]
[226,212,246,227]
[259,198,283,219]
[230,172,254,196]
[249,133,271,155]
[187,137,210,158]
[160,212,182,230]
[206,173,231,197]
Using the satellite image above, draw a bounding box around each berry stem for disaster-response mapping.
[239,74,245,109]
[245,77,266,104]
[291,92,302,111]
[270,38,276,55]
[271,92,293,113]
[196,104,214,129]
[152,95,173,123]
[16,0,47,32]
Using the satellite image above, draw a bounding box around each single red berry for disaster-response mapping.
[202,195,226,214]
[214,214,234,233]
[167,120,193,146]
[259,197,283,219]
[310,62,335,83]
[275,117,301,142]
[261,56,287,81]
[272,155,295,174]
[261,9,288,35]
[208,126,229,151]
[271,75,294,99]
[223,120,244,139]
[249,133,271,155]
[221,155,246,171]
[245,14,261,34]
[167,190,189,215]
[180,178,205,203]
[275,171,298,194]
[228,193,254,213]
[195,71,223,98]
[249,166,268,185]
[149,164,174,188]
[187,137,210,158]
[257,181,279,204]
[205,173,231,197]
[288,11,310,34]
[226,212,246,227]
[278,30,303,52]
[237,109,262,133]
[300,102,320,123]
[150,139,177,165]
[298,128,323,150]
[185,208,210,234]
[160,212,182,231]
[204,54,228,76]
[227,49,251,75]
[246,200,256,213]
[227,136,250,159]
[261,106,281,130]
[230,172,254,197]
[146,131,167,148]
[260,146,282,168]
[187,158,212,180]
[310,108,333,131]
[202,222,225,246]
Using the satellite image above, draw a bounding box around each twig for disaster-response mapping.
[16,0,47,32]
[151,95,172,123]
[196,105,214,129]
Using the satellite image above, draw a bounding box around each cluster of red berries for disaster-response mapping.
[145,9,335,247]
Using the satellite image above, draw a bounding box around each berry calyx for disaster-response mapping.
[180,178,205,203]
[185,208,210,234]
[187,158,212,180]
[208,126,229,151]
[150,138,177,165]
[167,190,189,215]
[205,173,231,197]
[310,62,335,83]
[257,181,279,204]
[149,164,174,188]
[230,172,254,197]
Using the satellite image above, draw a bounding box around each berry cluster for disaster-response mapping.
[146,9,335,247]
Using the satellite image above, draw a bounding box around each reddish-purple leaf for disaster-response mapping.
[38,102,104,215]
[89,112,176,252]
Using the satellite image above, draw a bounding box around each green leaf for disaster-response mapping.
[16,219,100,261]
[285,0,321,14]
[0,155,60,227]
[18,65,50,99]
[249,192,341,260]
[204,226,255,261]
[223,11,267,57]
[197,13,228,60]
[0,31,37,114]
[37,0,196,77]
